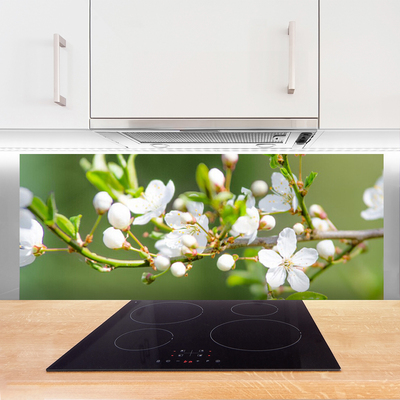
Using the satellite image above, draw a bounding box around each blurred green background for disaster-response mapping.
[20,154,383,300]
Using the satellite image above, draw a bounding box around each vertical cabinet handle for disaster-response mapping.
[54,34,66,106]
[287,21,296,94]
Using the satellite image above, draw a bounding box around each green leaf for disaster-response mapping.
[116,154,127,169]
[86,170,125,200]
[286,291,328,300]
[92,154,108,171]
[30,196,49,221]
[226,271,262,287]
[280,167,291,181]
[69,215,82,238]
[269,155,280,169]
[196,163,214,200]
[149,231,165,240]
[304,171,318,189]
[108,162,124,180]
[183,191,210,205]
[126,187,144,198]
[126,154,139,190]
[79,157,92,173]
[46,192,57,224]
[55,213,76,237]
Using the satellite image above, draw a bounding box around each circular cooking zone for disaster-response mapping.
[210,319,302,352]
[231,302,278,317]
[114,328,174,351]
[130,301,204,325]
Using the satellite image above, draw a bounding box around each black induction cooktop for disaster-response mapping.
[47,300,340,371]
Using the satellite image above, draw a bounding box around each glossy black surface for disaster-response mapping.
[47,300,340,371]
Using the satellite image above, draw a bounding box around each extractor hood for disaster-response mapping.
[94,129,318,151]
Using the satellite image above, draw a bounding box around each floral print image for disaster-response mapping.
[19,154,383,300]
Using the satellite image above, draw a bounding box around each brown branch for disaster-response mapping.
[227,228,383,250]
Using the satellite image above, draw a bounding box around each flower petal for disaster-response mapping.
[291,247,319,267]
[162,180,175,205]
[247,229,258,245]
[195,231,209,254]
[186,201,204,218]
[197,214,209,232]
[363,188,377,208]
[20,187,33,208]
[258,194,291,213]
[277,228,297,258]
[361,207,384,220]
[20,209,34,229]
[266,267,286,289]
[126,197,150,214]
[155,239,182,258]
[231,215,252,234]
[271,172,292,196]
[287,268,310,292]
[20,253,35,267]
[132,211,157,225]
[145,180,166,200]
[258,249,283,270]
[165,210,185,229]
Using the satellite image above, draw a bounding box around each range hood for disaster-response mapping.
[95,129,318,150]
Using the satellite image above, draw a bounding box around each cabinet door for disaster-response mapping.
[0,0,89,129]
[91,0,318,119]
[320,0,400,129]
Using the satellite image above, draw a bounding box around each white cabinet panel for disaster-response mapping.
[320,0,400,129]
[91,0,318,119]
[0,0,89,129]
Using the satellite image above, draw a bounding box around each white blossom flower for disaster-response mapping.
[163,202,209,254]
[259,215,276,231]
[107,203,132,230]
[154,255,171,271]
[293,223,305,235]
[259,172,298,213]
[182,235,198,249]
[222,153,239,169]
[126,180,175,225]
[20,219,44,267]
[208,168,225,189]
[316,240,335,260]
[231,207,260,244]
[309,204,326,219]
[170,262,187,277]
[312,217,330,232]
[251,180,269,197]
[93,191,113,215]
[103,227,126,249]
[217,254,235,271]
[258,228,318,292]
[20,187,34,229]
[361,176,383,220]
[155,239,182,258]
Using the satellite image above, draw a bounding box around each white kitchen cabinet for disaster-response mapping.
[320,0,400,129]
[91,0,318,121]
[0,0,89,129]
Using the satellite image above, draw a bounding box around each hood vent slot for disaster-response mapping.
[121,131,288,144]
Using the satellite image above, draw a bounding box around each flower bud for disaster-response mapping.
[103,227,126,249]
[259,215,276,231]
[293,223,305,235]
[309,204,327,219]
[180,212,196,225]
[170,262,187,277]
[182,235,198,249]
[250,180,269,197]
[316,240,335,260]
[154,255,171,271]
[208,168,225,189]
[217,254,235,271]
[312,217,329,232]
[93,191,113,215]
[173,197,186,211]
[107,203,131,230]
[222,153,239,170]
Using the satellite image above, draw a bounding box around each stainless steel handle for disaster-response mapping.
[54,34,66,106]
[288,21,295,94]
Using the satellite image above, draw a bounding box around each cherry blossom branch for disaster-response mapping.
[226,228,384,250]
